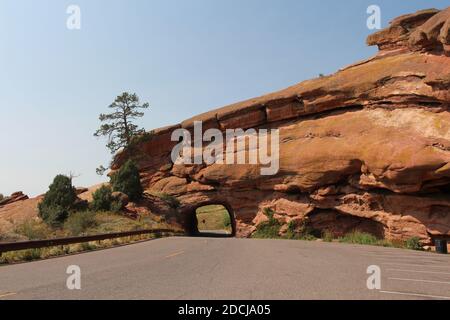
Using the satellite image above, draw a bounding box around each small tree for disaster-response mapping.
[0,193,3,201]
[94,92,149,154]
[38,175,77,226]
[111,160,143,201]
[91,185,113,211]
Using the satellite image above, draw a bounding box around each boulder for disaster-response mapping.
[0,191,29,206]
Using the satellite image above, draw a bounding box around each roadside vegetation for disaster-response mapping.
[0,159,179,264]
[252,208,424,251]
[5,210,174,242]
[0,233,163,264]
[152,192,181,209]
[0,210,178,265]
[252,209,316,241]
[110,160,143,201]
[336,231,422,251]
[38,174,80,227]
[35,159,145,232]
[252,208,285,239]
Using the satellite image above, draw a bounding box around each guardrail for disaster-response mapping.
[0,228,184,254]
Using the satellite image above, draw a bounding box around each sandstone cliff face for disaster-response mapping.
[112,8,450,244]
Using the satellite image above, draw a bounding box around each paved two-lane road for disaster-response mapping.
[0,237,449,300]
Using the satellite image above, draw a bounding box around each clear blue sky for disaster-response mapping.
[1,0,447,196]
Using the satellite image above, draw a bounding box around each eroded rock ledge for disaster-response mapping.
[112,8,450,244]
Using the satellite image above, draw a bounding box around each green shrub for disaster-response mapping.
[40,175,77,209]
[336,231,412,249]
[339,231,379,245]
[0,193,3,201]
[14,220,51,240]
[64,211,97,236]
[39,205,70,227]
[158,193,180,208]
[21,249,43,261]
[263,208,276,223]
[91,185,124,213]
[111,160,143,201]
[38,175,77,226]
[406,237,422,251]
[301,234,317,241]
[129,131,154,149]
[110,200,123,213]
[91,185,113,211]
[252,208,316,240]
[81,242,95,251]
[252,208,281,239]
[223,213,231,228]
[284,220,297,239]
[284,219,316,241]
[252,223,281,239]
[322,230,334,242]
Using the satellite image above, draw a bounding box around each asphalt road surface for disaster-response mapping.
[0,237,449,300]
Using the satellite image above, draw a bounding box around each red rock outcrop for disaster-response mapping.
[0,196,42,236]
[0,192,29,207]
[112,8,450,244]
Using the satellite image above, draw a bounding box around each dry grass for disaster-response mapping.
[196,205,231,232]
[0,233,163,264]
[1,210,176,242]
[0,209,182,264]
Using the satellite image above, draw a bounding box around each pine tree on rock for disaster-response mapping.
[94,92,149,154]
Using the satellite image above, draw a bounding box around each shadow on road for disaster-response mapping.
[194,231,234,238]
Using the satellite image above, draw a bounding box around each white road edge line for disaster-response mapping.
[0,292,17,298]
[364,254,448,259]
[380,290,450,300]
[381,262,450,270]
[387,268,450,276]
[388,277,450,285]
[372,254,450,263]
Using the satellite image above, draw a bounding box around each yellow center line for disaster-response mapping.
[0,292,17,299]
[164,250,184,259]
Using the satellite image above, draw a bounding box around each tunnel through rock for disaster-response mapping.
[189,204,236,237]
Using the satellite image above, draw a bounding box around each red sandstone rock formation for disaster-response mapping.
[0,196,42,235]
[111,8,450,243]
[0,192,29,207]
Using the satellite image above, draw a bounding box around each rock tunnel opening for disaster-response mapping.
[188,203,236,237]
[308,209,386,239]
